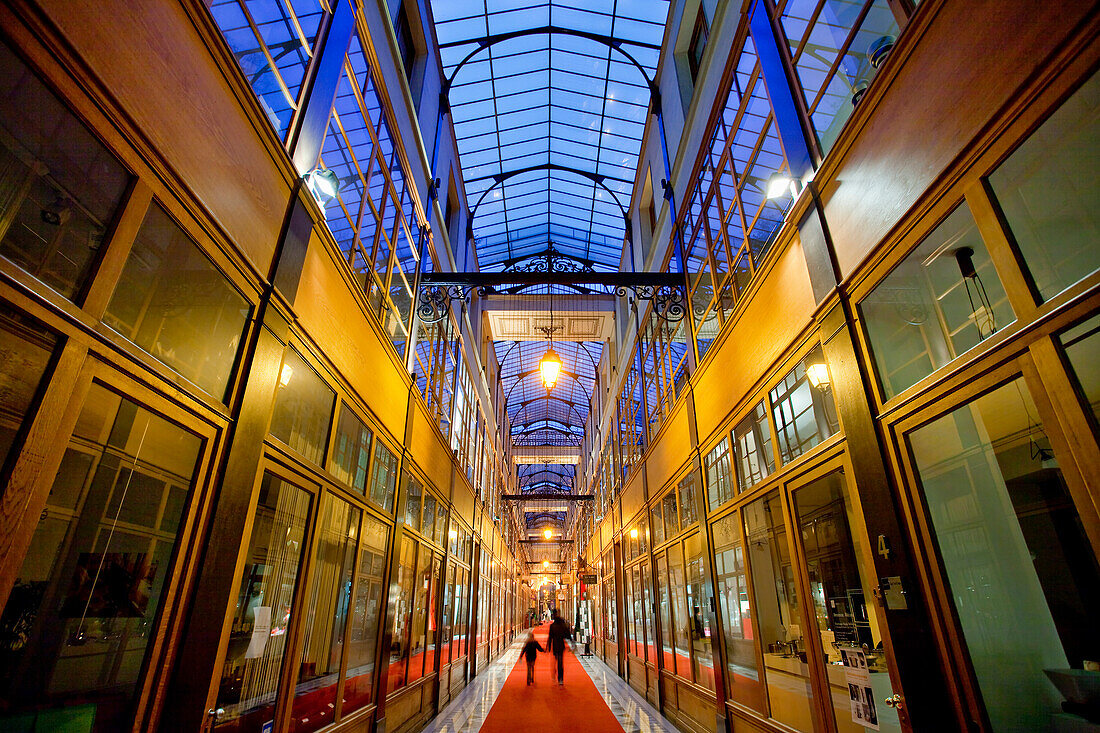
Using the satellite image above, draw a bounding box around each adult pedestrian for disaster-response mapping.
[547,611,573,685]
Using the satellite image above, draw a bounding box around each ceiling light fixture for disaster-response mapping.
[543,528,553,540]
[543,560,550,568]
[538,283,563,390]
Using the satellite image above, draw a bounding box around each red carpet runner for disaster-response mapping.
[478,624,625,733]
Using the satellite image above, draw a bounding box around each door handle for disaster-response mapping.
[884,694,902,709]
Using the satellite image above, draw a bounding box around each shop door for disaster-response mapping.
[785,462,905,733]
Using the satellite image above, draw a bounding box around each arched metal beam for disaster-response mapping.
[440,25,658,99]
[467,163,629,241]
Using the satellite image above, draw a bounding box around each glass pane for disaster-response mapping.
[792,471,901,733]
[1059,313,1100,430]
[652,502,665,545]
[0,304,57,468]
[441,564,455,664]
[386,536,417,694]
[290,495,360,733]
[988,70,1100,301]
[733,401,775,491]
[684,534,714,690]
[0,39,130,299]
[269,348,335,465]
[770,345,840,463]
[104,204,250,398]
[330,405,372,495]
[407,546,432,683]
[657,554,675,671]
[422,493,436,539]
[369,441,398,512]
[663,491,679,539]
[0,384,201,730]
[908,379,1100,731]
[678,470,699,528]
[668,542,689,677]
[780,0,900,155]
[860,204,1015,399]
[743,490,814,730]
[403,473,421,529]
[705,438,735,511]
[713,512,765,711]
[342,515,388,714]
[215,472,311,731]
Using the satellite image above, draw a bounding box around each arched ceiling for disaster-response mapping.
[430,0,670,539]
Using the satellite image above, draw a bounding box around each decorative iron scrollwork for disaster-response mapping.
[615,284,685,323]
[417,284,491,324]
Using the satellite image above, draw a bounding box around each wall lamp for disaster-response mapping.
[305,167,341,209]
[543,528,553,540]
[806,362,831,392]
[765,172,803,200]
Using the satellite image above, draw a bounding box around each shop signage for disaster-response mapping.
[579,573,597,584]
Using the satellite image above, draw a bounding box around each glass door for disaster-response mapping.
[900,374,1100,732]
[788,466,904,733]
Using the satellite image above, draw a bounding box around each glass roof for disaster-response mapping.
[430,0,669,271]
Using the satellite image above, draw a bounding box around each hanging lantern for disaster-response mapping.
[539,346,562,389]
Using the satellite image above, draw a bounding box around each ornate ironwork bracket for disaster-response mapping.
[417,271,685,325]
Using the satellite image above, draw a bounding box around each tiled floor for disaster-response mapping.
[575,654,681,733]
[421,638,679,733]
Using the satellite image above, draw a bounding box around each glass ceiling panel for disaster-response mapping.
[431,0,668,271]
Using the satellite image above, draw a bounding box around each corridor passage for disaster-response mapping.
[423,625,679,733]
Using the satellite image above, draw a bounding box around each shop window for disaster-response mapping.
[105,203,251,399]
[369,440,398,512]
[290,494,360,733]
[216,472,312,731]
[713,512,765,712]
[330,404,372,495]
[743,490,815,730]
[860,204,1015,400]
[704,438,735,510]
[0,304,57,468]
[791,471,901,732]
[778,0,900,155]
[656,554,674,671]
[663,490,679,539]
[403,472,422,528]
[908,378,1100,731]
[386,536,417,693]
[440,564,456,664]
[406,546,435,684]
[684,534,714,690]
[732,400,775,492]
[678,470,700,528]
[269,348,335,465]
[0,384,201,730]
[0,39,130,300]
[667,542,689,677]
[770,345,840,463]
[422,492,436,540]
[988,69,1100,301]
[342,514,388,714]
[1059,313,1100,431]
[652,499,666,546]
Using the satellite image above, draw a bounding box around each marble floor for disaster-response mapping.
[421,639,679,733]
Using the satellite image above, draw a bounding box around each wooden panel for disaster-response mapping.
[407,399,453,494]
[621,469,646,525]
[37,0,293,274]
[693,240,815,443]
[645,389,692,491]
[295,240,409,436]
[451,474,475,525]
[822,0,1095,279]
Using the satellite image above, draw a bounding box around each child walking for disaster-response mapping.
[520,632,545,685]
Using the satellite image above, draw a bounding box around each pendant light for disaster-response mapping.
[538,283,562,390]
